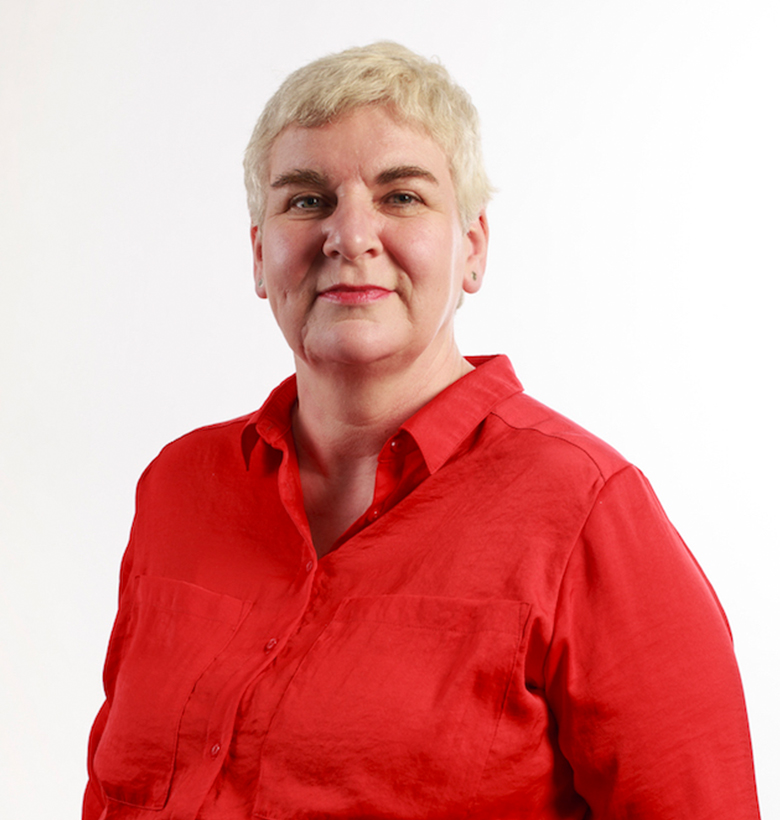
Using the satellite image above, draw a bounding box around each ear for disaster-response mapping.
[250,225,267,299]
[462,211,489,294]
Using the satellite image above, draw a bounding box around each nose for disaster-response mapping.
[321,195,382,261]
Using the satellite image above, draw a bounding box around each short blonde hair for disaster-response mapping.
[244,42,492,231]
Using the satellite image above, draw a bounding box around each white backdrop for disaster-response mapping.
[1,1,777,816]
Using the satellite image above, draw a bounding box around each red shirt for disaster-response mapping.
[84,355,760,819]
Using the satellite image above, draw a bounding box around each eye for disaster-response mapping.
[386,191,422,207]
[289,193,331,212]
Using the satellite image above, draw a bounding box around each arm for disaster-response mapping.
[83,493,140,820]
[545,466,760,818]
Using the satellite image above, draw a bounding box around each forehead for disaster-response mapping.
[266,106,453,187]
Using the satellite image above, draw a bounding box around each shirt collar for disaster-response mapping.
[400,355,524,473]
[241,355,523,472]
[240,374,297,466]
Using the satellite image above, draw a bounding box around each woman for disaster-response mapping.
[84,43,760,819]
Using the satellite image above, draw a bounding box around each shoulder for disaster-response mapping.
[138,413,256,490]
[163,412,254,460]
[141,374,297,483]
[460,356,630,484]
[487,390,631,484]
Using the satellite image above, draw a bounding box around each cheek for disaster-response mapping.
[262,233,291,275]
[391,222,447,273]
[264,231,319,287]
[401,226,464,293]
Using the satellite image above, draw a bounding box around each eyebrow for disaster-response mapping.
[271,169,330,189]
[375,165,438,186]
[270,165,439,190]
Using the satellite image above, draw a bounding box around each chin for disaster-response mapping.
[303,323,410,369]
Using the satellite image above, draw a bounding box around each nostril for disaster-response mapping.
[321,212,381,261]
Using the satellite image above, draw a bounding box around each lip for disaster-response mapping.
[318,285,393,305]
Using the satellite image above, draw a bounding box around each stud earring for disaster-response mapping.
[258,279,264,287]
[471,271,478,281]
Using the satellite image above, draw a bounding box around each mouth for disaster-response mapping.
[318,285,393,305]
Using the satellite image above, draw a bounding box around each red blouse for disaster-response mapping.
[84,355,760,819]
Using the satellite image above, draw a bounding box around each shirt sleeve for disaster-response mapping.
[544,465,760,818]
[83,501,140,820]
[83,701,109,820]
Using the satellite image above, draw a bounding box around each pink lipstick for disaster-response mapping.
[319,285,392,305]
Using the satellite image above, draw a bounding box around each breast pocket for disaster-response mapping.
[93,575,251,809]
[254,595,529,820]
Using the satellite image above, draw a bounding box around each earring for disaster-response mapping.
[258,279,264,287]
[471,271,478,281]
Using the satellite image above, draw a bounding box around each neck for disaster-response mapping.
[290,344,472,557]
[293,344,473,471]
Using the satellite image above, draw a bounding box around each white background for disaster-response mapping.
[1,1,777,816]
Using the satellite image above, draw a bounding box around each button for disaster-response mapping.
[305,560,314,572]
[210,743,221,757]
[389,437,402,453]
[368,506,381,521]
[264,638,278,652]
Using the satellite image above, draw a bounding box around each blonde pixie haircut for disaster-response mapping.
[244,42,492,232]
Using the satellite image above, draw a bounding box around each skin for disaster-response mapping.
[252,105,489,556]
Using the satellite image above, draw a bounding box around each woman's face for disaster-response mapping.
[252,105,487,376]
